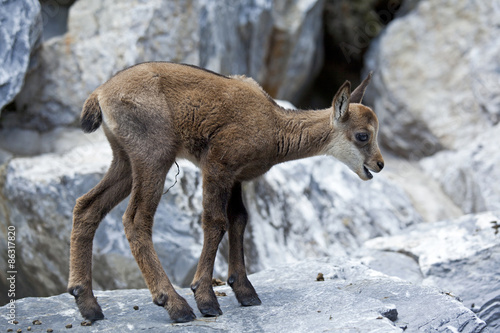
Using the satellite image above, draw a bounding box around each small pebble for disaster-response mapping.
[66,323,73,328]
[215,291,227,297]
[212,278,225,286]
[32,320,42,325]
[81,321,92,326]
[16,329,22,333]
[133,305,139,310]
[27,328,31,332]
[316,273,324,281]
[47,329,53,333]
[13,321,19,325]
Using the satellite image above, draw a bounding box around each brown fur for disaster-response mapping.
[68,62,384,323]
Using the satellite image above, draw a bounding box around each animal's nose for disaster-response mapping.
[377,161,384,171]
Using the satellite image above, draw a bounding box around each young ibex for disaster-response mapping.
[68,62,384,323]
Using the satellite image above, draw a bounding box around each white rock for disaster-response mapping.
[0,0,42,112]
[364,0,500,158]
[381,154,463,222]
[364,211,500,328]
[0,126,106,156]
[420,124,500,214]
[244,156,422,272]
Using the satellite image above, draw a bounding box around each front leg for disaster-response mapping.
[191,172,231,317]
[227,183,261,306]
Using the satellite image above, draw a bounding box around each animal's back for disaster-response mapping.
[95,62,276,125]
[84,62,281,172]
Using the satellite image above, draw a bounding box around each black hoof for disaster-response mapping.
[228,274,262,307]
[82,307,105,322]
[172,308,197,323]
[192,280,223,317]
[199,304,223,317]
[69,286,105,322]
[240,295,262,307]
[164,293,197,323]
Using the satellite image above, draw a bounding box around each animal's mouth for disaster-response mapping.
[363,165,374,180]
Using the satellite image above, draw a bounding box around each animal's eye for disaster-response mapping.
[356,133,369,142]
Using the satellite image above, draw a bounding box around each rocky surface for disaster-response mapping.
[0,0,42,112]
[381,153,463,223]
[0,258,489,332]
[360,211,500,329]
[420,124,500,214]
[0,126,106,156]
[260,0,324,100]
[364,0,500,158]
[11,0,324,131]
[0,140,420,300]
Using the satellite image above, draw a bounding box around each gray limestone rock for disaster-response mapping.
[380,154,463,223]
[0,126,106,156]
[0,0,42,112]
[420,124,500,214]
[0,258,488,332]
[364,211,500,329]
[364,0,500,158]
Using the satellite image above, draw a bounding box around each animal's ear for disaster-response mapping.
[350,71,373,104]
[332,80,351,123]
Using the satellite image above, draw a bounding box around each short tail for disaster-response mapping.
[80,92,102,133]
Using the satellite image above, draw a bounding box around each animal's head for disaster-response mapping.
[324,72,384,181]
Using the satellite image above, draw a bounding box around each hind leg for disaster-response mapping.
[227,183,261,306]
[68,143,132,321]
[122,155,196,323]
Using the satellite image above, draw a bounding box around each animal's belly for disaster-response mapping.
[236,162,272,181]
[177,148,200,167]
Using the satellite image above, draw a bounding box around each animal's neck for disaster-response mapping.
[274,107,334,163]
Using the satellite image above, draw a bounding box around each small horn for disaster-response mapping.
[350,71,373,104]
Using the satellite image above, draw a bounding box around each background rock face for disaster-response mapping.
[0,142,420,299]
[420,124,500,214]
[364,0,500,158]
[0,0,42,113]
[13,0,324,131]
[244,156,420,271]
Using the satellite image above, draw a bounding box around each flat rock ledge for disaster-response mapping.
[1,258,488,333]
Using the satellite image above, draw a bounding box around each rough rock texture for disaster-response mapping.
[260,0,324,100]
[381,154,463,222]
[244,156,421,272]
[0,0,42,112]
[362,211,500,329]
[420,124,500,214]
[0,148,12,165]
[0,126,106,156]
[0,140,420,301]
[13,0,324,131]
[364,0,500,158]
[0,258,489,332]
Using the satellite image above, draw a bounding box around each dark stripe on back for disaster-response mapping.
[178,63,231,79]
